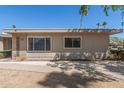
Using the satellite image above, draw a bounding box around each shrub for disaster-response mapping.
[110,50,124,60]
[0,50,11,59]
[0,53,4,58]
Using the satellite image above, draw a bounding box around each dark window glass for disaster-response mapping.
[28,38,33,51]
[46,38,50,51]
[65,38,72,48]
[73,38,80,48]
[28,37,51,51]
[65,37,81,48]
[34,38,45,51]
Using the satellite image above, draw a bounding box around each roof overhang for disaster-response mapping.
[0,33,12,38]
[4,28,123,35]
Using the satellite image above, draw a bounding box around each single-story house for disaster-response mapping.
[4,28,122,61]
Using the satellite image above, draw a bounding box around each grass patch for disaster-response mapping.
[0,50,11,59]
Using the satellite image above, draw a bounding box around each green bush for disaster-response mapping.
[110,50,124,60]
[0,53,4,58]
[0,50,12,59]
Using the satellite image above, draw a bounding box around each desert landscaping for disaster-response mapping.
[0,60,124,88]
[0,69,124,88]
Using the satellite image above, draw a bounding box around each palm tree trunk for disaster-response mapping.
[123,40,124,48]
[80,15,83,29]
[122,16,124,28]
[122,15,123,21]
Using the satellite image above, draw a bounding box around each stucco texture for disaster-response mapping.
[11,32,109,61]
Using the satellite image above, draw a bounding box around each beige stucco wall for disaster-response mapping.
[0,37,3,51]
[11,32,109,60]
[3,38,12,50]
[0,37,12,51]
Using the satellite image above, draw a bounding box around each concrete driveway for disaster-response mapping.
[0,60,124,80]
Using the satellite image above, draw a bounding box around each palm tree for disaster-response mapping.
[80,5,124,17]
[121,22,124,29]
[12,25,16,32]
[101,5,110,16]
[79,5,89,29]
[96,22,101,29]
[79,5,124,28]
[102,5,124,16]
[121,11,124,28]
[102,21,107,28]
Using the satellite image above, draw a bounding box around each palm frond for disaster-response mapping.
[79,5,89,16]
[102,5,110,16]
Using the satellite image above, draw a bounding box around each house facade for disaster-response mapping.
[0,33,12,51]
[4,28,122,61]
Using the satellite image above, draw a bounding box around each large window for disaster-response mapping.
[28,37,51,51]
[64,37,81,48]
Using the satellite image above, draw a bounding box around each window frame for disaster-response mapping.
[27,36,52,52]
[63,36,82,49]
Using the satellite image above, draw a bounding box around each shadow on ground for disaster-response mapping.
[37,61,117,88]
[104,64,124,75]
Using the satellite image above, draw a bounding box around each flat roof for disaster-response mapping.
[4,28,123,35]
[0,33,12,38]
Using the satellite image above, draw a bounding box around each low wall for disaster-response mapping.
[12,51,109,61]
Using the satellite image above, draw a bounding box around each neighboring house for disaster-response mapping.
[0,36,3,51]
[4,28,122,61]
[0,33,12,51]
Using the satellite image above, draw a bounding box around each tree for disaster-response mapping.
[102,21,107,28]
[96,22,101,29]
[79,5,89,29]
[12,25,16,32]
[79,5,124,28]
[110,36,123,45]
[96,22,107,29]
[121,22,124,28]
[110,36,119,45]
[102,5,124,16]
[80,5,124,17]
[121,11,124,28]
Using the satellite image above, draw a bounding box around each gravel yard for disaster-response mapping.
[0,60,124,88]
[0,69,124,88]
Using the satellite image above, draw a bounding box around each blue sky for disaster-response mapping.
[0,5,123,38]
